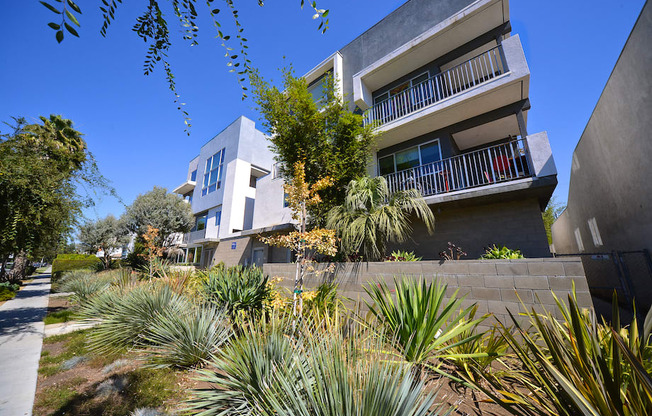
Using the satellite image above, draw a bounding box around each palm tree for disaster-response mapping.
[326,176,434,261]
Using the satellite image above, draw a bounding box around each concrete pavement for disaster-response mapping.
[0,271,51,416]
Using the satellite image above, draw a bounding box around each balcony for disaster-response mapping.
[183,229,206,244]
[384,138,534,198]
[364,46,507,127]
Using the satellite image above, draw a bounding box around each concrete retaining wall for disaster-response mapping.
[263,258,591,325]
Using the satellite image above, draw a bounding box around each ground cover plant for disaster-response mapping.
[46,261,652,416]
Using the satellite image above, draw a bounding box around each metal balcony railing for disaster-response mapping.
[384,138,531,198]
[363,46,507,127]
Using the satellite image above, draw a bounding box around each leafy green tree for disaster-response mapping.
[39,0,330,132]
[121,186,194,247]
[0,115,113,278]
[542,196,566,245]
[327,176,435,262]
[251,69,377,226]
[78,215,130,269]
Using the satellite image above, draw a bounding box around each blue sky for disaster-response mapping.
[0,0,646,221]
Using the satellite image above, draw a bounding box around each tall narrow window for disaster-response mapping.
[202,149,225,196]
[190,169,197,182]
[215,210,221,227]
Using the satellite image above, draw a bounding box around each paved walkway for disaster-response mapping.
[0,271,51,416]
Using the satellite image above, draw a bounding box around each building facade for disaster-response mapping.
[173,116,294,268]
[552,1,651,255]
[305,0,556,258]
[174,0,558,265]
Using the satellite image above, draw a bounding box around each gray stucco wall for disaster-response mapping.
[263,257,591,325]
[392,197,551,259]
[552,2,652,253]
[338,0,475,102]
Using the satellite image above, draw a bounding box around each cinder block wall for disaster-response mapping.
[263,258,591,325]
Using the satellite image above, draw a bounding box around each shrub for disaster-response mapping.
[78,284,192,355]
[385,250,422,261]
[365,276,486,376]
[472,292,652,416]
[0,286,16,301]
[59,270,112,303]
[480,244,524,259]
[144,304,231,368]
[303,282,344,317]
[51,254,101,279]
[191,320,449,416]
[0,281,20,292]
[444,306,509,382]
[201,266,271,322]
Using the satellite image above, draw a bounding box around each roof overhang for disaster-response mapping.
[353,0,510,109]
[173,180,196,195]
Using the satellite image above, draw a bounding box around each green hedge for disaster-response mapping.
[52,254,101,279]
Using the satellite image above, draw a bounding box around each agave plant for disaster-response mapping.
[364,276,488,377]
[78,284,192,354]
[202,266,271,322]
[480,244,524,259]
[472,291,652,416]
[144,304,232,369]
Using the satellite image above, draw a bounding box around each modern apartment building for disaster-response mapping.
[305,0,556,258]
[173,116,294,268]
[175,0,558,265]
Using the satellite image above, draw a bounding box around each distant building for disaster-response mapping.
[173,116,293,268]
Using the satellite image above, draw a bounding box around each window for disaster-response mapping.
[202,149,225,196]
[190,169,197,182]
[587,218,603,247]
[574,228,585,252]
[249,174,257,188]
[272,162,283,179]
[307,71,331,105]
[374,72,430,106]
[194,213,207,231]
[378,140,442,175]
[215,210,221,227]
[283,192,290,208]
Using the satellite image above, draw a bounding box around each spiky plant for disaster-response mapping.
[78,284,191,354]
[144,304,232,369]
[327,176,434,261]
[59,270,112,303]
[471,291,652,416]
[190,317,299,415]
[364,276,487,377]
[202,266,271,323]
[444,306,509,382]
[190,314,452,416]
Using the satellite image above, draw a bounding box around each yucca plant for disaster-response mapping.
[59,270,113,303]
[190,314,452,416]
[364,276,488,377]
[78,284,191,354]
[144,304,232,369]
[202,266,271,322]
[472,290,652,416]
[190,316,300,415]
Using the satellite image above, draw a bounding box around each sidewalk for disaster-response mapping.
[0,271,51,416]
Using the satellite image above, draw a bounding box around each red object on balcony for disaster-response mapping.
[493,155,511,174]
